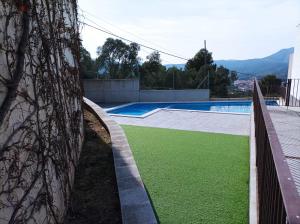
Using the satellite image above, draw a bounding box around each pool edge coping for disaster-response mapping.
[106,100,253,118]
[83,97,158,224]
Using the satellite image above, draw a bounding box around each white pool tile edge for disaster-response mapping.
[106,101,252,118]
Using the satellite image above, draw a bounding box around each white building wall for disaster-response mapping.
[287,25,300,103]
[291,25,300,79]
[288,53,294,79]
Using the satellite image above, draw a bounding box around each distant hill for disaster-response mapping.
[165,64,185,70]
[164,48,294,80]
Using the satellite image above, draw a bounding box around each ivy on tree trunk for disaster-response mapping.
[0,0,83,223]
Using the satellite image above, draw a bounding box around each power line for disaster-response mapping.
[78,7,181,56]
[79,14,257,78]
[79,13,112,34]
[79,21,189,61]
[140,48,175,65]
[78,15,184,63]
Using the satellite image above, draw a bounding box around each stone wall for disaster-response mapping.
[0,1,83,223]
[140,89,209,102]
[83,79,140,102]
[83,79,209,103]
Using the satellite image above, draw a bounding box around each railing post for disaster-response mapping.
[285,79,291,106]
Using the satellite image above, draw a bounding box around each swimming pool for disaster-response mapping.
[107,101,254,117]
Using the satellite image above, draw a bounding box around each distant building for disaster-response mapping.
[234,80,254,92]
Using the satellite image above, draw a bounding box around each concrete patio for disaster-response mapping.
[110,109,251,136]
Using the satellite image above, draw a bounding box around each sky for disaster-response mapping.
[78,0,300,64]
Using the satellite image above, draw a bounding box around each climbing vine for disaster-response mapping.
[0,0,83,223]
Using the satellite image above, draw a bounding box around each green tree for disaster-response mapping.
[210,66,231,97]
[96,38,140,79]
[185,49,237,96]
[80,46,97,79]
[165,67,185,89]
[185,49,214,89]
[230,71,238,83]
[227,70,239,96]
[185,48,213,71]
[259,74,281,96]
[140,51,166,89]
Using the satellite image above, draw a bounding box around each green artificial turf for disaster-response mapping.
[122,125,249,224]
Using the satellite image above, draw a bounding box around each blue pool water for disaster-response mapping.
[107,101,255,116]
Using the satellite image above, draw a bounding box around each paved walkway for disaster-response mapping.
[268,106,300,195]
[110,109,250,136]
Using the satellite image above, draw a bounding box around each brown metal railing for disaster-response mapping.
[286,79,300,107]
[261,79,300,107]
[253,79,300,224]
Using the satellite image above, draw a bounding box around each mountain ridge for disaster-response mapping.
[165,47,294,80]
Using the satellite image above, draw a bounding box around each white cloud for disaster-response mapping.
[78,0,300,63]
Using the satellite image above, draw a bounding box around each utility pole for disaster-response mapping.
[204,40,210,91]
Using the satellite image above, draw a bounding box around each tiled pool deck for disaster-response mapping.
[268,106,300,195]
[110,109,250,136]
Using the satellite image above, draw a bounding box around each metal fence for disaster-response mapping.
[285,79,300,107]
[261,79,300,107]
[253,79,300,224]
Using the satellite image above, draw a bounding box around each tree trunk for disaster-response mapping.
[0,1,83,223]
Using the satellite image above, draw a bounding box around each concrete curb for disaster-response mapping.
[249,106,258,224]
[83,97,157,224]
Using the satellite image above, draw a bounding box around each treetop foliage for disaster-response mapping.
[185,48,213,72]
[96,38,140,79]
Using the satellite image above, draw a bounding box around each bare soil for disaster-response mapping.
[64,109,121,224]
